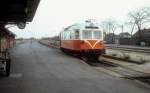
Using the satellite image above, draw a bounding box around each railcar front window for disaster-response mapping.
[93,31,101,39]
[83,31,92,39]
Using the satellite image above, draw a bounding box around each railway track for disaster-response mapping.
[83,56,150,86]
[38,41,150,86]
[106,45,150,54]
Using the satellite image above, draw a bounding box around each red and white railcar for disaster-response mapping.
[60,20,105,59]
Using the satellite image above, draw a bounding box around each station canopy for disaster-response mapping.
[0,0,40,24]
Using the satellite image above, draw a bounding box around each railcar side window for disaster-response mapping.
[70,31,74,39]
[63,32,66,40]
[93,31,101,39]
[75,30,79,39]
[82,31,92,39]
[66,31,70,40]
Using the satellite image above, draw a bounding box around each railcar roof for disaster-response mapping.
[63,22,101,31]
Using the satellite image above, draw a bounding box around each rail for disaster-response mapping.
[105,44,150,53]
[85,56,150,86]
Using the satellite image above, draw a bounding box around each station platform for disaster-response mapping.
[0,42,150,93]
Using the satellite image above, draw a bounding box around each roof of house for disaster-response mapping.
[119,32,130,36]
[105,33,119,38]
[133,28,150,38]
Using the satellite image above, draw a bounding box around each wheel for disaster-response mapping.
[6,59,11,77]
[89,56,99,61]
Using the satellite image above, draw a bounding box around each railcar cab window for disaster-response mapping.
[83,30,92,39]
[82,30,101,39]
[93,31,101,39]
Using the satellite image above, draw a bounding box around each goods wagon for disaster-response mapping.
[0,25,15,76]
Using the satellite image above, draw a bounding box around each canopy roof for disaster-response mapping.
[0,27,16,37]
[0,0,40,24]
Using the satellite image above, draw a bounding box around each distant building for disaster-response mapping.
[118,32,132,45]
[104,33,119,44]
[119,32,131,38]
[133,28,150,38]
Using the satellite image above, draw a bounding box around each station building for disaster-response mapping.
[0,25,15,52]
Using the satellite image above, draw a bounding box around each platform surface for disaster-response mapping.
[0,41,150,93]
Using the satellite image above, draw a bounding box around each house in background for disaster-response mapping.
[118,32,133,45]
[133,28,150,46]
[104,33,119,44]
[104,32,131,44]
[118,28,150,46]
[103,28,150,46]
[119,32,131,38]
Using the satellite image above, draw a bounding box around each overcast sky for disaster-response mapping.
[9,0,150,38]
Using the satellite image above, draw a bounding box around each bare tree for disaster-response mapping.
[101,19,117,34]
[126,22,135,38]
[128,7,150,43]
[101,19,118,43]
